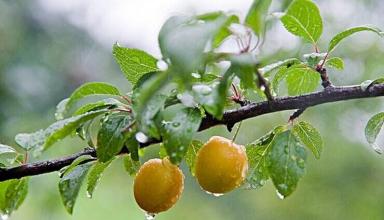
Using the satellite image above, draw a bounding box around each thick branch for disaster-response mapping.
[1,84,383,181]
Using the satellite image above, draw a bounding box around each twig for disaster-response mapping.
[1,83,384,181]
[255,69,274,101]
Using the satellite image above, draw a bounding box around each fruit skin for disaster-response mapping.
[133,158,184,214]
[195,136,248,194]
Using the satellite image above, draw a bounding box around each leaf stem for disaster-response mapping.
[232,121,243,142]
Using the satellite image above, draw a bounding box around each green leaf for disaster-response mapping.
[325,57,344,70]
[303,53,326,67]
[197,12,240,48]
[55,98,69,121]
[277,0,323,44]
[267,130,307,198]
[185,140,203,176]
[59,163,92,214]
[138,94,167,139]
[15,129,45,152]
[293,121,323,159]
[365,112,384,154]
[213,15,239,48]
[16,110,106,152]
[193,68,234,119]
[97,114,133,162]
[328,25,383,53]
[246,126,286,189]
[56,82,120,119]
[245,0,272,37]
[123,155,141,176]
[132,71,170,124]
[285,64,320,95]
[73,98,123,116]
[161,108,202,164]
[158,143,167,159]
[258,58,301,76]
[125,135,140,161]
[0,178,29,215]
[229,53,257,89]
[59,155,94,177]
[272,66,288,94]
[158,15,226,75]
[113,44,159,85]
[0,144,19,166]
[86,161,112,198]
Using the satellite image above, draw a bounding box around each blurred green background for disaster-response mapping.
[1,0,384,219]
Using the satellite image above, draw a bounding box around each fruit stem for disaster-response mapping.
[232,121,243,142]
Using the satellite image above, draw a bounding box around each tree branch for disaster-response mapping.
[0,83,383,181]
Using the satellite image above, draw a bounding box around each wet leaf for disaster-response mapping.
[97,114,133,162]
[123,155,141,176]
[246,126,286,189]
[56,82,120,119]
[161,108,202,164]
[86,160,112,198]
[267,130,307,197]
[276,0,323,44]
[0,178,29,215]
[293,121,323,159]
[113,44,159,85]
[185,140,203,176]
[59,163,92,214]
[328,25,383,53]
[325,57,344,70]
[365,112,384,153]
[245,0,272,37]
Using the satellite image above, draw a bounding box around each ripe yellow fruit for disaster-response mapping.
[195,136,248,194]
[133,158,184,214]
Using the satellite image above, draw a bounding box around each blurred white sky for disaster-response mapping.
[37,0,253,56]
[36,0,384,58]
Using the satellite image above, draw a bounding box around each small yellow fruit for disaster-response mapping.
[195,136,248,194]
[133,158,184,214]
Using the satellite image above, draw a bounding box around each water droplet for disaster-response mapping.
[191,72,201,78]
[276,190,285,200]
[179,146,185,151]
[260,86,265,91]
[157,60,168,71]
[192,84,212,95]
[204,190,224,197]
[284,145,289,154]
[177,92,197,107]
[297,158,305,168]
[373,145,383,154]
[145,212,156,220]
[86,191,92,199]
[171,152,177,158]
[172,122,181,127]
[135,132,149,143]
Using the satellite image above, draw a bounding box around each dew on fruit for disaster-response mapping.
[276,190,285,200]
[204,190,224,197]
[136,132,149,143]
[144,212,156,220]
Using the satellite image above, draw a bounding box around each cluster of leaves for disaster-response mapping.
[0,0,383,216]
